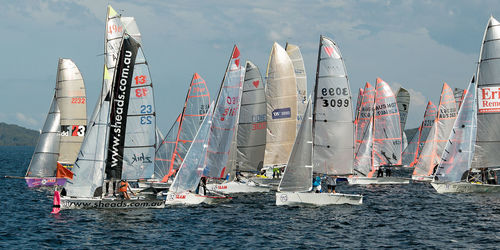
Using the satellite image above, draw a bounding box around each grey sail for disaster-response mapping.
[453,87,465,110]
[56,58,87,166]
[236,61,267,172]
[436,77,477,182]
[25,96,61,177]
[313,36,354,175]
[396,87,410,138]
[263,42,298,166]
[285,43,308,135]
[278,99,313,192]
[472,16,500,169]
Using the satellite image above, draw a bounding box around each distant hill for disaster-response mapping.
[0,123,39,146]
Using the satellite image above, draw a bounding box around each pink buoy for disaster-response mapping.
[51,190,61,214]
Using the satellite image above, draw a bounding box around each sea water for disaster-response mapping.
[1,146,499,248]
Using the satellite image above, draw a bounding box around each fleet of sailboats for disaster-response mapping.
[13,4,500,211]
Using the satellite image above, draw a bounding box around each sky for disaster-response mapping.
[1,0,499,131]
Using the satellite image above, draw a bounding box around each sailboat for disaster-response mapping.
[276,36,362,206]
[350,78,409,184]
[25,58,87,188]
[165,46,244,205]
[207,61,271,194]
[59,34,164,209]
[401,101,437,167]
[285,43,307,135]
[412,83,457,181]
[154,73,210,183]
[432,17,500,193]
[263,43,298,171]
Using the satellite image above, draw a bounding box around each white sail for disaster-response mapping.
[170,103,215,193]
[236,61,266,172]
[313,36,354,175]
[56,58,87,166]
[435,77,477,182]
[353,83,375,176]
[373,78,402,167]
[413,83,457,178]
[285,43,307,135]
[472,16,500,169]
[203,46,244,178]
[278,99,313,192]
[264,42,298,166]
[396,87,410,138]
[26,96,61,177]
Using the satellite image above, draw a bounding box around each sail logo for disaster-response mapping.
[375,102,398,116]
[324,46,339,58]
[272,107,291,119]
[252,80,260,88]
[131,153,152,164]
[478,87,500,113]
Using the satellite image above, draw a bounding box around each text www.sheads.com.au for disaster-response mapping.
[63,200,164,208]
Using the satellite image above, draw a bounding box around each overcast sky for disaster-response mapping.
[1,0,499,131]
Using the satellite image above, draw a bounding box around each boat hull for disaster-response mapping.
[25,177,66,188]
[60,197,165,209]
[431,182,500,194]
[206,181,271,194]
[411,175,434,182]
[275,192,363,206]
[164,192,232,205]
[347,176,410,185]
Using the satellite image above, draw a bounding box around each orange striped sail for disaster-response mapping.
[412,83,457,179]
[372,78,402,168]
[353,83,375,176]
[354,88,364,122]
[154,73,210,182]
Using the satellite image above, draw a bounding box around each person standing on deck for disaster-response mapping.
[326,176,337,193]
[119,180,134,200]
[313,176,322,193]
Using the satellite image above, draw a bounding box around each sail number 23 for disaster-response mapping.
[140,105,153,125]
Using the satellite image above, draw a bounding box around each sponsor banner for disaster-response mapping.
[272,107,291,119]
[478,87,500,113]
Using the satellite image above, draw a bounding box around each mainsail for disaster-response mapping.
[435,77,477,182]
[402,101,437,166]
[26,96,61,177]
[278,99,313,192]
[372,78,402,167]
[396,87,410,138]
[313,36,354,175]
[236,61,267,172]
[353,83,375,176]
[285,43,307,135]
[203,46,244,178]
[402,127,420,167]
[453,88,465,111]
[413,83,457,178]
[264,42,298,166]
[471,16,500,169]
[56,59,87,166]
[355,88,364,121]
[155,73,210,181]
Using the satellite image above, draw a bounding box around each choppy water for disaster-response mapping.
[1,146,499,249]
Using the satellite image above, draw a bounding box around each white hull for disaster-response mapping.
[411,175,434,182]
[164,192,232,205]
[60,197,165,209]
[275,192,363,206]
[431,182,500,194]
[206,181,271,194]
[348,176,410,185]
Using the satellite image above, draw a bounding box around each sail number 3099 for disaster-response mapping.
[321,87,349,107]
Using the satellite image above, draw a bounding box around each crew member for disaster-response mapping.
[119,180,134,199]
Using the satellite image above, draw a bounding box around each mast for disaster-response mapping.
[312,36,354,175]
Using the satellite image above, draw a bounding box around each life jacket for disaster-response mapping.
[119,181,128,192]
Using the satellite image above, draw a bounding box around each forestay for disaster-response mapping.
[472,16,500,169]
[264,42,298,166]
[313,36,354,175]
[278,99,313,192]
[373,78,402,167]
[56,59,87,166]
[353,83,375,176]
[26,96,61,177]
[285,43,307,135]
[413,83,457,178]
[203,46,244,178]
[236,61,267,172]
[436,77,477,182]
